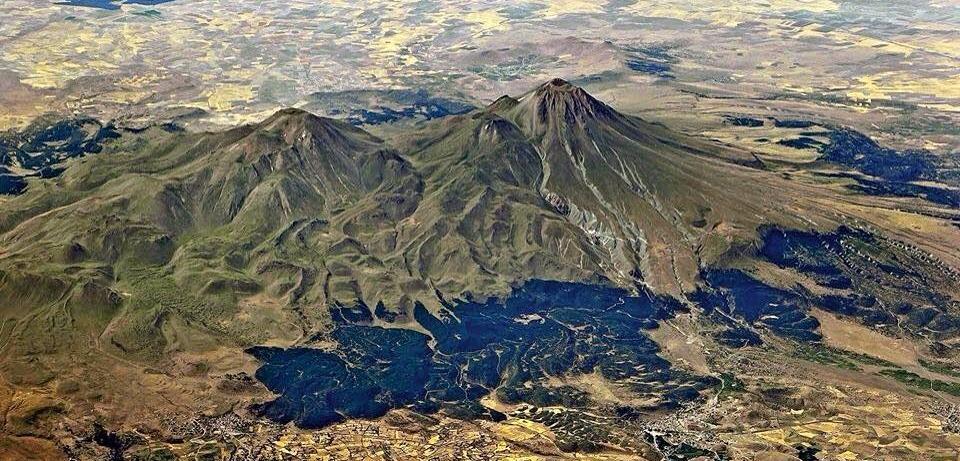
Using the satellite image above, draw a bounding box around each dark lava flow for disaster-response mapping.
[247,280,717,428]
[695,225,959,347]
[0,116,120,194]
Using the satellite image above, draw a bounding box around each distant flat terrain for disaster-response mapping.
[0,1,957,150]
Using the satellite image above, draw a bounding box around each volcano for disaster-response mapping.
[0,79,936,356]
[0,80,958,460]
[398,78,844,298]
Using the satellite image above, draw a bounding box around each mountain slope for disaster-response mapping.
[488,79,832,293]
[0,109,421,360]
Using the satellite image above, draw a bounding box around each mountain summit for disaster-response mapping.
[510,78,619,133]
